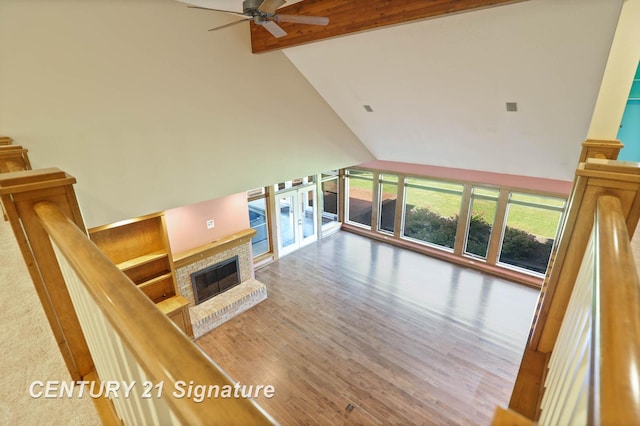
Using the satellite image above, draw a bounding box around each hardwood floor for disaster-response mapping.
[196,231,540,425]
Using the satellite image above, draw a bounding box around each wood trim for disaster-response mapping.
[0,136,13,145]
[173,228,257,268]
[0,168,75,194]
[250,0,527,53]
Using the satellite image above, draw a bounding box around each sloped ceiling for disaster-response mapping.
[0,0,373,227]
[281,0,623,181]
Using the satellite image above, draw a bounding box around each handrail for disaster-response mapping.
[33,200,275,425]
[499,194,640,425]
[591,195,640,424]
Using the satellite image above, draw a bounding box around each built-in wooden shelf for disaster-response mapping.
[157,295,190,316]
[138,272,173,290]
[173,228,256,269]
[156,295,191,336]
[116,251,167,272]
[89,213,193,337]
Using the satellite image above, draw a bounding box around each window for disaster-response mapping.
[346,169,374,228]
[378,174,398,234]
[275,176,315,192]
[247,188,271,258]
[321,171,340,230]
[464,187,499,259]
[498,192,565,274]
[402,178,464,250]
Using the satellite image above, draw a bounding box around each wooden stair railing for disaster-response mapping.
[0,168,275,425]
[493,195,640,424]
[497,146,640,423]
[0,141,31,221]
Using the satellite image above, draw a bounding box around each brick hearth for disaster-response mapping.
[173,230,267,338]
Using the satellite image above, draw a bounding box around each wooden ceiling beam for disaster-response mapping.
[250,0,526,53]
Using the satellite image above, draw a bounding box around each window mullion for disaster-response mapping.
[486,189,510,265]
[371,174,381,232]
[393,175,406,239]
[453,184,473,256]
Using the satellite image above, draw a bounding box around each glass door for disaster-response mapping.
[299,186,318,247]
[276,186,317,257]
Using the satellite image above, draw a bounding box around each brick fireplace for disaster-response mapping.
[173,229,267,338]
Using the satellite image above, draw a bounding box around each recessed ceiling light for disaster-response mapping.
[363,105,373,112]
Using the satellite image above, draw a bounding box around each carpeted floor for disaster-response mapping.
[0,217,100,425]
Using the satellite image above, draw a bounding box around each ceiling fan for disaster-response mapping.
[179,0,329,39]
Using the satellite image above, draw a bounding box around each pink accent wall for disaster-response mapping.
[164,192,249,255]
[357,160,573,196]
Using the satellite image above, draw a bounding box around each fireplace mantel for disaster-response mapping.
[173,228,256,269]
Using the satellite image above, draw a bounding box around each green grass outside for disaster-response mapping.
[348,176,564,238]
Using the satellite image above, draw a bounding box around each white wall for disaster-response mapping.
[284,0,623,181]
[0,0,373,227]
[588,0,640,140]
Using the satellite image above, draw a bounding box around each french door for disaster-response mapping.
[276,186,318,257]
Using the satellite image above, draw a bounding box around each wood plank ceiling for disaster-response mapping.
[250,0,526,53]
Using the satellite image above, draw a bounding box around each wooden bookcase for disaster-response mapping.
[88,212,193,337]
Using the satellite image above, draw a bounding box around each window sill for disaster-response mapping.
[341,223,543,289]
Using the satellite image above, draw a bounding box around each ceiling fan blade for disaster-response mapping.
[208,18,250,32]
[274,14,329,26]
[258,0,286,15]
[187,6,247,19]
[261,20,287,38]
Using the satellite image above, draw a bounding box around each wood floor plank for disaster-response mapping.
[197,231,539,425]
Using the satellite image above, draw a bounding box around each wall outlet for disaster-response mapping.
[206,219,215,229]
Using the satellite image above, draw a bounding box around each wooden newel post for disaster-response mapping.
[0,168,93,380]
[579,139,624,162]
[0,145,32,172]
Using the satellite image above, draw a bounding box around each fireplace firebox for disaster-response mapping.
[190,256,240,305]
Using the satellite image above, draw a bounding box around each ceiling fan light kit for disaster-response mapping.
[182,0,329,39]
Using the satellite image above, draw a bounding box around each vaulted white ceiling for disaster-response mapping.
[179,0,623,181]
[281,0,623,181]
